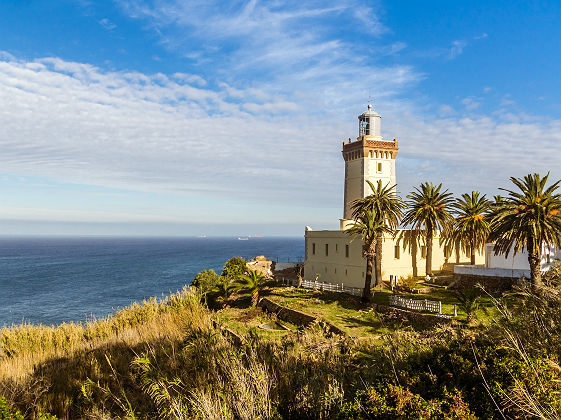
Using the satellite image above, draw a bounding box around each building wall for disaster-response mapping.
[484,243,560,271]
[343,154,395,220]
[303,229,483,288]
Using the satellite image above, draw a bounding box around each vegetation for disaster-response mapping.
[402,182,455,276]
[455,287,481,322]
[0,282,560,419]
[489,173,561,289]
[448,191,492,265]
[235,269,267,307]
[222,256,248,280]
[352,180,404,289]
[191,269,222,295]
[346,208,392,303]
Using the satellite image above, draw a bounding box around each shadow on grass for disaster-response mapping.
[263,285,366,311]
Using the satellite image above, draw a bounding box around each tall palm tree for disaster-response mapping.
[351,180,404,288]
[234,269,267,307]
[489,173,561,289]
[402,182,455,276]
[447,191,492,265]
[346,208,392,303]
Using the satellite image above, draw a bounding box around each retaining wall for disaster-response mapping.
[258,297,346,336]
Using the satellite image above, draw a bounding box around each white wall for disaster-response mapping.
[455,264,530,279]
[485,243,560,271]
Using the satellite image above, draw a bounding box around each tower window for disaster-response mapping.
[336,243,339,252]
[394,245,400,259]
[377,162,382,172]
[325,244,329,256]
[312,243,316,255]
[346,244,349,258]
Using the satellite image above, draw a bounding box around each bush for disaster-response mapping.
[399,275,418,291]
[192,269,223,295]
[222,256,247,280]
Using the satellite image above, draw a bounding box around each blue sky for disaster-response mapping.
[1,0,561,236]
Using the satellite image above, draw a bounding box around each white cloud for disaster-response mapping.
[99,18,117,30]
[461,96,481,110]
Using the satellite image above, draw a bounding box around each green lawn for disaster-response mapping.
[213,304,298,340]
[215,284,502,340]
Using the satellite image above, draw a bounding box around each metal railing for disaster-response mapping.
[388,295,442,313]
[300,279,364,297]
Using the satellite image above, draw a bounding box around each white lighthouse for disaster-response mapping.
[340,104,398,228]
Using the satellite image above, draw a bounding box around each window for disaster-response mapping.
[336,243,339,252]
[394,245,400,259]
[334,268,337,274]
[325,244,329,256]
[421,245,427,259]
[377,162,382,172]
[312,243,316,255]
[345,244,349,258]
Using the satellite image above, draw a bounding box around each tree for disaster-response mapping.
[346,208,392,304]
[210,277,236,307]
[234,269,267,307]
[447,191,492,265]
[222,256,247,280]
[351,180,404,288]
[402,182,455,276]
[192,269,222,295]
[489,173,561,289]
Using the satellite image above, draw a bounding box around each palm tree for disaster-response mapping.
[489,173,561,289]
[211,277,236,307]
[351,180,404,288]
[447,191,492,265]
[402,182,455,276]
[346,208,393,303]
[235,269,267,307]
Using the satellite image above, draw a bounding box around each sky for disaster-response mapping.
[1,0,561,236]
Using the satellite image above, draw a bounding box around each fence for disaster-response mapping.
[299,279,364,297]
[388,295,442,314]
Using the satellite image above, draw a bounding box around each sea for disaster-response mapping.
[0,236,304,327]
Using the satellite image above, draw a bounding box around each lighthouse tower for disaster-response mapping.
[340,104,398,229]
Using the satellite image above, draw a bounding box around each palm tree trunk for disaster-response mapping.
[426,225,433,276]
[362,255,374,304]
[252,290,259,307]
[527,241,542,290]
[470,236,476,266]
[375,231,383,287]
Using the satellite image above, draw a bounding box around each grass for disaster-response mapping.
[0,279,557,419]
[213,305,297,339]
[261,287,397,338]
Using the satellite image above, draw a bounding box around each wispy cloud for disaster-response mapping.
[98,18,117,30]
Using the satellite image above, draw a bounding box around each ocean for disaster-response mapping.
[0,236,304,327]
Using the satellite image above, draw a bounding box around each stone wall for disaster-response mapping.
[451,273,521,292]
[374,304,452,328]
[258,297,346,336]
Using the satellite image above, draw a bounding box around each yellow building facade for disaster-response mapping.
[303,105,483,288]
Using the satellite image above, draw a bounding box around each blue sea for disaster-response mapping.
[0,236,303,327]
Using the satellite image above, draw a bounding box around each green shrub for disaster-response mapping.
[222,256,247,280]
[0,397,23,420]
[192,269,223,295]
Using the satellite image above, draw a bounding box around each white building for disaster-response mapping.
[454,243,561,280]
[304,105,482,288]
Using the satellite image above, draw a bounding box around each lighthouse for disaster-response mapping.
[340,104,398,228]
